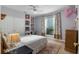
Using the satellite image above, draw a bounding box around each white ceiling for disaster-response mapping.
[4,5,67,16]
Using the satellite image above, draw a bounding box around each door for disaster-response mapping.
[65,30,78,54]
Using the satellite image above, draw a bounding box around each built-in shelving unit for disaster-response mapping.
[31,17,34,34]
[25,14,34,35]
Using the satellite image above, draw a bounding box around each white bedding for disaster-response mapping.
[21,35,47,53]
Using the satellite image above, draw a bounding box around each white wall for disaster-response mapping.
[34,6,77,40]
[0,6,25,36]
[61,8,77,40]
[34,16,42,34]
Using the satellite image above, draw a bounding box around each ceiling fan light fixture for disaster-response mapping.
[33,11,37,14]
[33,8,37,11]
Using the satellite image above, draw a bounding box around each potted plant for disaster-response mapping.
[47,28,53,35]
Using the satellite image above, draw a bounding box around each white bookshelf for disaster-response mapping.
[25,14,34,35]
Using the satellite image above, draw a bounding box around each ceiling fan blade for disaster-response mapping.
[25,5,42,13]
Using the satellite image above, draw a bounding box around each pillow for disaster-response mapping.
[7,33,20,43]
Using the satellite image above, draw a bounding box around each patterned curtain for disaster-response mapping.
[54,12,62,39]
[40,16,45,36]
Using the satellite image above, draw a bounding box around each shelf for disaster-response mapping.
[31,23,34,24]
[25,31,31,33]
[25,19,31,21]
[25,14,34,35]
[25,25,31,27]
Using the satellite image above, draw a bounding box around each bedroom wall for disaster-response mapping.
[34,16,42,35]
[61,7,77,40]
[34,6,77,40]
[0,6,25,36]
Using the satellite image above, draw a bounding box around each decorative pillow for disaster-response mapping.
[12,33,20,42]
[7,33,20,43]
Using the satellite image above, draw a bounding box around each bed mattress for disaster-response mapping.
[20,35,47,53]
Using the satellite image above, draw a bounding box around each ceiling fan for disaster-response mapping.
[29,5,39,11]
[24,5,42,15]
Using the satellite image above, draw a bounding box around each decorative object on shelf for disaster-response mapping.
[0,13,6,20]
[25,27,30,31]
[25,21,30,25]
[25,14,30,19]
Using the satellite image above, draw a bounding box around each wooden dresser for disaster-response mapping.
[65,30,78,53]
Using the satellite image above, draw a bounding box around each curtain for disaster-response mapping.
[40,16,46,36]
[54,12,62,39]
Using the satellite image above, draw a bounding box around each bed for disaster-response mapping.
[20,35,47,54]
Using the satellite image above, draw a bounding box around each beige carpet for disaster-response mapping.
[38,40,61,54]
[38,39,71,54]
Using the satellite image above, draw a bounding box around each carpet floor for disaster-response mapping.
[38,39,71,54]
